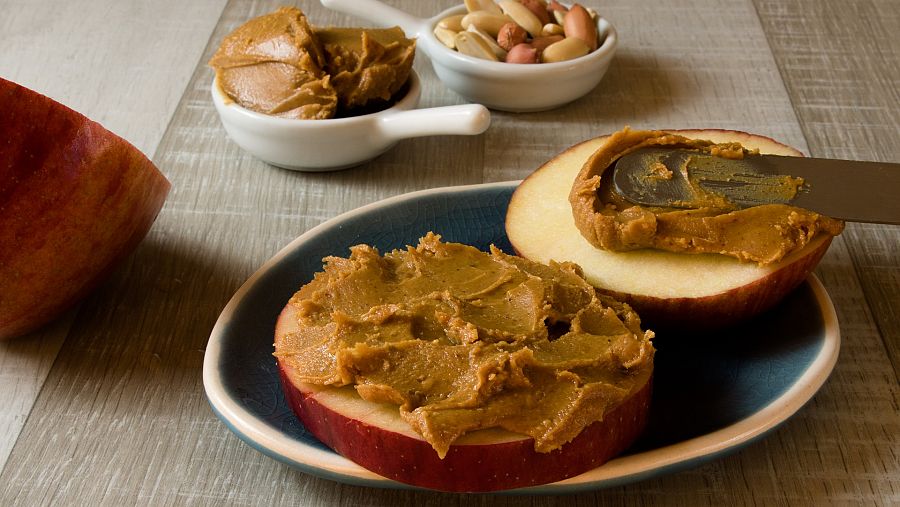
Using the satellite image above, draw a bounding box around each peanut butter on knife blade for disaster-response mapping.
[569,128,845,265]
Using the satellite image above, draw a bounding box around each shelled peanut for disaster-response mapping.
[435,0,601,64]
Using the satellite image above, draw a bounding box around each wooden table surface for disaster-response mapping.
[1,0,897,504]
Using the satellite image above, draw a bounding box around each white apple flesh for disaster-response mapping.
[274,302,652,492]
[505,130,833,330]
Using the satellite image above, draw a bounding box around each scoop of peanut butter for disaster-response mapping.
[316,27,416,111]
[569,128,845,265]
[209,7,415,119]
[274,233,654,458]
[209,7,337,119]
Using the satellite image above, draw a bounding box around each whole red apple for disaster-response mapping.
[0,77,171,340]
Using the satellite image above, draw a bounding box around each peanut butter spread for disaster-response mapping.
[274,233,654,458]
[315,27,415,111]
[569,128,845,265]
[209,7,415,119]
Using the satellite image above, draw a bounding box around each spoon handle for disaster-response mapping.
[320,0,426,38]
[379,105,491,142]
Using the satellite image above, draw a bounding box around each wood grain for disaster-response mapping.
[754,0,900,371]
[753,1,900,503]
[0,0,228,157]
[0,0,227,479]
[0,0,896,504]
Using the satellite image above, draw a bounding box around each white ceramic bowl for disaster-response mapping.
[321,0,618,112]
[211,70,490,171]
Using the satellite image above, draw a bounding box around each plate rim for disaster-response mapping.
[202,181,840,494]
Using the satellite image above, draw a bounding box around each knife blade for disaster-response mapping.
[612,147,900,224]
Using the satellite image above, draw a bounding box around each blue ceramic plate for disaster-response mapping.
[202,182,840,494]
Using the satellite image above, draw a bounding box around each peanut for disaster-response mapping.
[437,14,466,32]
[548,0,568,12]
[506,43,539,64]
[541,22,565,37]
[563,4,598,51]
[434,26,458,49]
[531,34,564,52]
[548,0,568,25]
[552,10,566,25]
[541,36,589,63]
[498,1,543,38]
[467,24,508,59]
[461,10,513,37]
[454,31,500,61]
[518,0,550,26]
[496,21,528,51]
[464,0,502,15]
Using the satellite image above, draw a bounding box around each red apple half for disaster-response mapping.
[274,302,652,493]
[505,130,833,331]
[0,77,171,340]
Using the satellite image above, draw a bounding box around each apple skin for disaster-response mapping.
[275,304,652,492]
[0,77,171,340]
[604,236,832,331]
[278,363,651,492]
[506,129,833,332]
